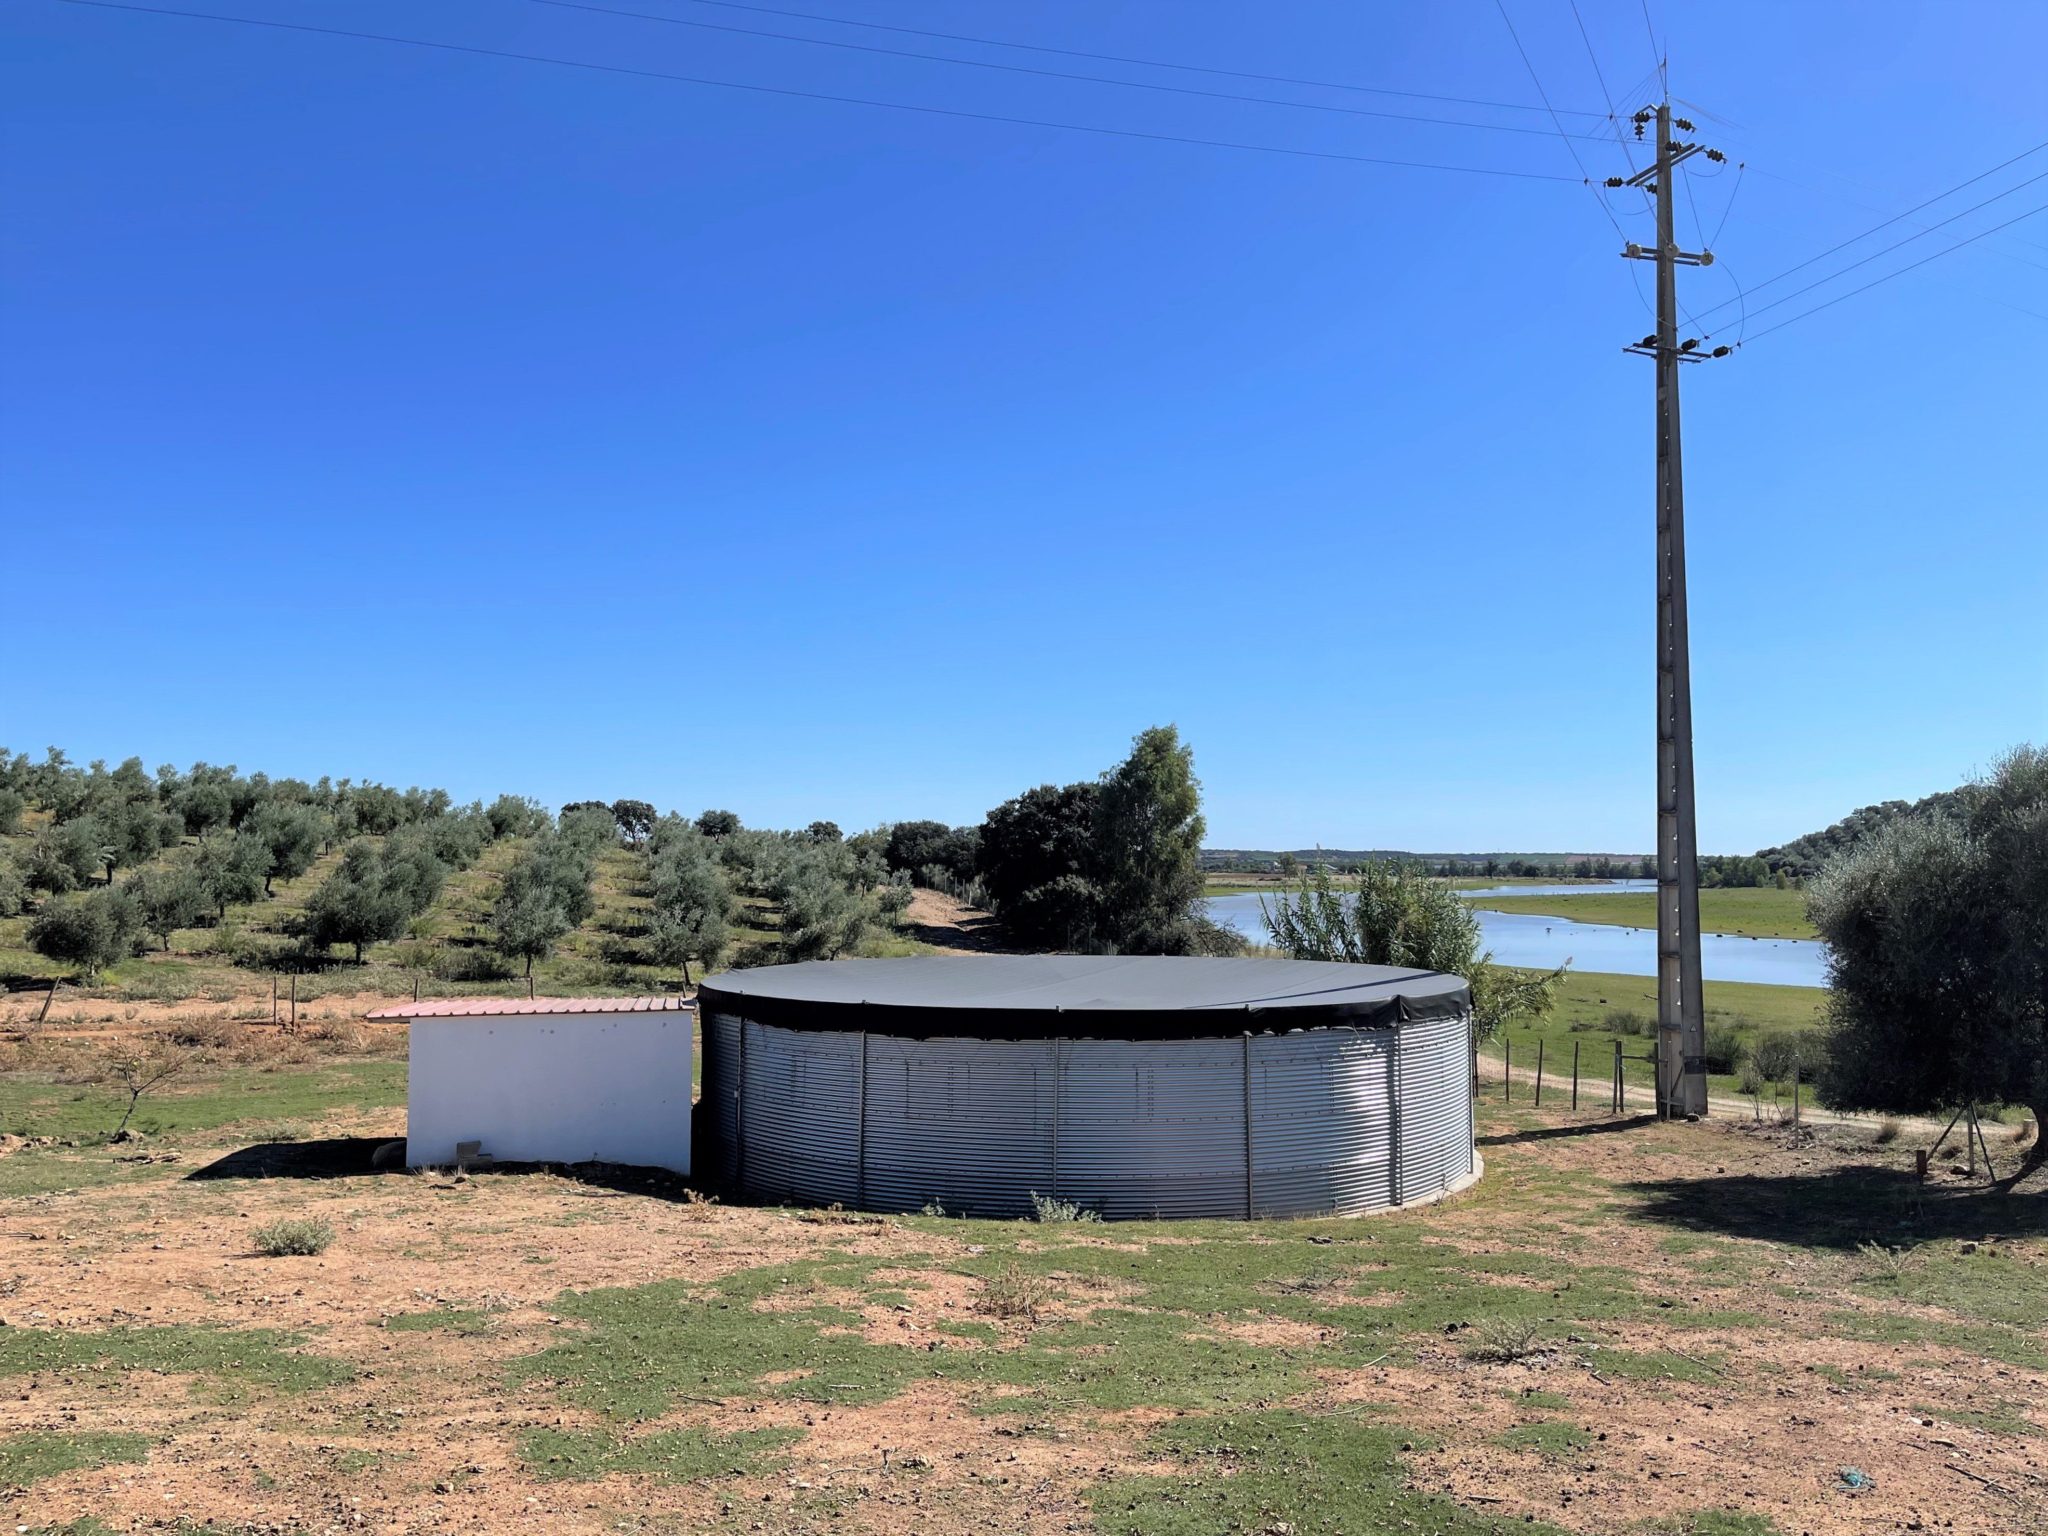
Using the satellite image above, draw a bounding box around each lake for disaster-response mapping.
[1204,884,1829,988]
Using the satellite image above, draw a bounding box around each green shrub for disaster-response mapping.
[1601,1008,1655,1038]
[251,1217,333,1257]
[1701,1026,1743,1074]
[1747,1028,1823,1084]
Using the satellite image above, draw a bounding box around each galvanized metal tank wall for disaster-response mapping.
[699,1011,1474,1219]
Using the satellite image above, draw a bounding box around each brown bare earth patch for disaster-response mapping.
[3,1049,2045,1534]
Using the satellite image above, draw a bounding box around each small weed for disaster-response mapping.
[979,1262,1056,1322]
[1460,1319,1550,1364]
[920,1197,949,1218]
[1029,1190,1101,1224]
[251,1217,334,1257]
[1873,1117,1902,1145]
[1855,1240,1906,1281]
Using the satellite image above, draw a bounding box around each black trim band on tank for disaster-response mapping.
[695,954,1471,1041]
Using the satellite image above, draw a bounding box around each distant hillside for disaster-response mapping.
[1757,784,1974,880]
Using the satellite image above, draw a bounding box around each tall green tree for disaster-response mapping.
[1091,725,1210,955]
[611,799,657,848]
[1810,745,2047,1185]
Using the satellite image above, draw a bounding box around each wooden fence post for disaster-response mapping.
[1613,1040,1623,1114]
[1504,1040,1512,1101]
[1572,1041,1580,1111]
[1535,1039,1545,1107]
[271,974,279,1025]
[289,973,297,1029]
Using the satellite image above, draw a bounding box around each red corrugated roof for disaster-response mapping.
[364,996,693,1020]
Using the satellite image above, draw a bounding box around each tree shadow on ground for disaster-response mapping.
[1621,1162,2048,1251]
[1479,1114,1657,1148]
[900,909,1014,954]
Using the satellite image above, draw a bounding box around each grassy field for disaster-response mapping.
[1465,886,1818,941]
[0,1035,2040,1533]
[1489,969,1827,1100]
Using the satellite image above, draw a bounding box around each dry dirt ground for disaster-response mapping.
[2,1032,2045,1536]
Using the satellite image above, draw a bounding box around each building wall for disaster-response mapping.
[407,1012,692,1173]
[701,1012,1474,1218]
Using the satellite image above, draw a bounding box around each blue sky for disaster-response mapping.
[3,0,2043,852]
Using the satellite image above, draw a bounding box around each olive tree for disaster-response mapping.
[304,841,415,964]
[28,887,144,982]
[244,800,328,895]
[647,821,733,986]
[195,829,270,917]
[1810,745,2047,1185]
[1264,862,1562,1041]
[131,859,210,950]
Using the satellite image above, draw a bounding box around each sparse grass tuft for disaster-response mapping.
[1873,1116,1902,1145]
[1855,1240,1906,1281]
[1460,1319,1550,1364]
[979,1262,1056,1321]
[251,1217,334,1257]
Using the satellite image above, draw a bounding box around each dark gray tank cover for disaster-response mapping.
[696,955,1469,1039]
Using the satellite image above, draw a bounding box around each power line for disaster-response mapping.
[663,0,1609,120]
[1705,160,1744,247]
[527,0,1630,143]
[1491,0,1631,239]
[1565,0,1639,175]
[54,1,1584,182]
[1687,149,2048,332]
[1740,194,2048,345]
[1637,0,1664,91]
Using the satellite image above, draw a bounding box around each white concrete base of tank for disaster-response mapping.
[406,1012,691,1173]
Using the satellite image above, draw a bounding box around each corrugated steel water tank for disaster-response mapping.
[696,955,1478,1219]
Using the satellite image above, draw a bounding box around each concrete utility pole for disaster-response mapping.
[1616,103,1727,1119]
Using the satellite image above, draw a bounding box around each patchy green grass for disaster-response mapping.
[1869,1244,2048,1329]
[523,1425,801,1483]
[1091,1410,1566,1536]
[1491,1420,1592,1456]
[385,1306,497,1337]
[1465,885,1815,941]
[508,1259,939,1419]
[0,1324,351,1398]
[0,1059,405,1142]
[1913,1400,2036,1436]
[0,1430,150,1488]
